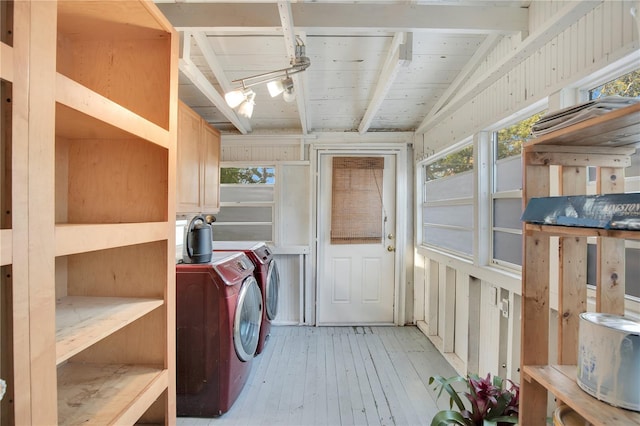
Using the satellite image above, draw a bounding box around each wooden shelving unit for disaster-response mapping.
[520,102,640,425]
[4,1,178,424]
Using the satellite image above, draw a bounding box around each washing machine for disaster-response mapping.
[176,251,263,417]
[214,241,279,354]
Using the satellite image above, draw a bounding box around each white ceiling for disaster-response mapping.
[156,1,531,135]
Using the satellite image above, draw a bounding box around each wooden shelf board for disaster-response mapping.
[525,223,640,240]
[56,296,163,365]
[0,42,12,82]
[524,103,640,148]
[56,74,170,148]
[58,362,168,426]
[523,365,640,425]
[55,222,169,257]
[1,229,11,266]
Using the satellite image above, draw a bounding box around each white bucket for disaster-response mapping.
[577,312,640,411]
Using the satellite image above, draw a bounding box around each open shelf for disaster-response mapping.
[523,365,640,425]
[56,1,172,130]
[57,362,168,426]
[0,41,12,82]
[0,229,10,266]
[55,76,170,149]
[55,127,169,225]
[56,296,163,365]
[525,103,640,148]
[521,103,640,424]
[55,223,169,256]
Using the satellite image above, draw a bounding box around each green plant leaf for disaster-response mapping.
[430,410,470,426]
[430,375,467,412]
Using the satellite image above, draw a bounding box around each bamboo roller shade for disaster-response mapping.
[331,157,384,245]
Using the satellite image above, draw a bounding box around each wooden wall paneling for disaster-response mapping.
[453,271,468,369]
[427,259,438,336]
[413,254,425,323]
[442,266,455,353]
[467,276,480,375]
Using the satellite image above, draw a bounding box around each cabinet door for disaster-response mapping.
[176,103,202,213]
[201,121,220,212]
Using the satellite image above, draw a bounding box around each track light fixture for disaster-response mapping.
[225,39,310,118]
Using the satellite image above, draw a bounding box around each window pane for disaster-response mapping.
[493,198,524,229]
[587,242,640,299]
[221,167,275,184]
[220,185,274,203]
[495,112,544,160]
[425,171,473,201]
[423,204,473,228]
[495,155,522,192]
[213,224,272,242]
[493,231,522,266]
[589,69,640,99]
[213,206,272,223]
[425,145,473,181]
[331,157,384,245]
[423,227,473,256]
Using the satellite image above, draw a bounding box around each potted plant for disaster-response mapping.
[429,373,519,426]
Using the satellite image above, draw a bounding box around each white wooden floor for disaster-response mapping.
[177,325,458,426]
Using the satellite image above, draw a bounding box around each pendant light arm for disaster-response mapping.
[230,58,310,90]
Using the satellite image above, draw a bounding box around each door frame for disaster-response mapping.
[310,143,408,326]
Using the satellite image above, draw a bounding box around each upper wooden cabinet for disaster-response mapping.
[176,101,221,214]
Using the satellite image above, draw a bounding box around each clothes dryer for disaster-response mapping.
[214,242,279,354]
[176,251,262,417]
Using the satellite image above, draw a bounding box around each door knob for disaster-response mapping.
[387,245,395,252]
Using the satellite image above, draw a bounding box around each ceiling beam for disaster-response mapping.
[179,32,251,134]
[190,31,252,131]
[157,3,528,34]
[358,32,412,135]
[415,0,602,134]
[277,1,309,134]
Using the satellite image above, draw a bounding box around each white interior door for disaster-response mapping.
[317,154,396,325]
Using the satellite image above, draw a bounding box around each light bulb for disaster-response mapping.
[225,89,246,108]
[237,92,255,118]
[283,87,296,103]
[267,80,285,97]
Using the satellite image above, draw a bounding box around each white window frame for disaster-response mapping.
[487,101,548,271]
[214,161,277,244]
[418,140,475,259]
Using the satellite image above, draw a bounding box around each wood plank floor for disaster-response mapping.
[177,325,458,426]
